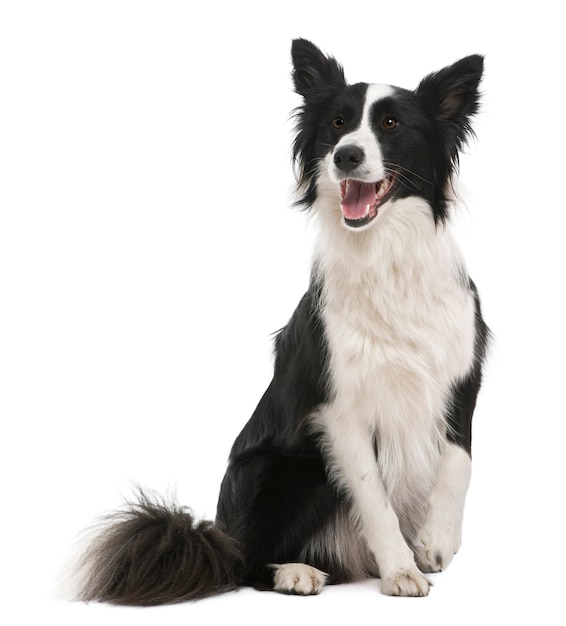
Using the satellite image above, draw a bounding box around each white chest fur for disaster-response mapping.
[315,197,476,536]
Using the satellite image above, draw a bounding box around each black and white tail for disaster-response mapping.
[75,490,242,605]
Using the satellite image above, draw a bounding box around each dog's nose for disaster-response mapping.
[333,145,365,173]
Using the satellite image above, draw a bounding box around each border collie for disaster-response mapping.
[76,39,489,603]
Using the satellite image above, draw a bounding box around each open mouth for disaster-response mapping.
[339,175,396,228]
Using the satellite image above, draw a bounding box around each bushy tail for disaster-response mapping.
[75,489,243,605]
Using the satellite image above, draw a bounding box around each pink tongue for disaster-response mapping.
[340,181,375,220]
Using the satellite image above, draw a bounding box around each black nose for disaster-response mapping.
[333,144,365,173]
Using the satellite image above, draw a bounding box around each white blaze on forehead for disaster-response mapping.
[362,84,395,128]
[331,83,395,183]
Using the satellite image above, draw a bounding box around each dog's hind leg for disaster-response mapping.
[270,563,328,595]
[216,450,339,595]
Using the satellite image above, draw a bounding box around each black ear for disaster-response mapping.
[416,54,484,134]
[291,39,347,96]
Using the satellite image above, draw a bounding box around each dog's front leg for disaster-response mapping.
[320,408,430,597]
[414,441,471,573]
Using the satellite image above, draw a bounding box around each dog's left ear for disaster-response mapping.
[416,54,484,137]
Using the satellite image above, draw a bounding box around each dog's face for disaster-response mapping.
[291,39,483,228]
[315,83,434,230]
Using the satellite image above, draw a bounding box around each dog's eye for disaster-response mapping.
[331,116,345,129]
[382,117,399,129]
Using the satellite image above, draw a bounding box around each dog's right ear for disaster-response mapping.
[291,39,346,97]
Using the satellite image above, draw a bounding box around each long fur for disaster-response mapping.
[76,489,243,605]
[75,39,489,604]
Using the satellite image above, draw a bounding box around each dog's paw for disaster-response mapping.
[414,524,460,573]
[381,567,431,597]
[414,538,457,573]
[271,563,327,595]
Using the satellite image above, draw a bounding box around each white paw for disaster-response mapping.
[381,567,431,597]
[414,538,458,573]
[414,522,461,573]
[271,563,327,595]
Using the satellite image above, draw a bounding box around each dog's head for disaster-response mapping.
[291,39,483,229]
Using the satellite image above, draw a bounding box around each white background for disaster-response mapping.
[1,1,564,624]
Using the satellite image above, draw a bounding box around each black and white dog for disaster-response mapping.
[77,39,489,603]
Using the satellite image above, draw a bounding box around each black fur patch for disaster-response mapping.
[76,489,243,605]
